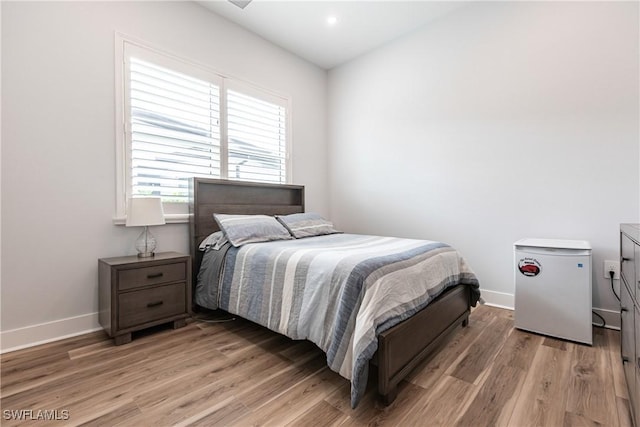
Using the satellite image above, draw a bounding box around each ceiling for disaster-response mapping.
[197,1,466,69]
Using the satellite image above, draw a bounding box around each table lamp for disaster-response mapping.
[126,197,166,258]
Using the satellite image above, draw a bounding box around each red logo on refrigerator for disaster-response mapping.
[518,258,541,277]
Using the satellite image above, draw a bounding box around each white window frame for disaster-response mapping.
[114,34,292,223]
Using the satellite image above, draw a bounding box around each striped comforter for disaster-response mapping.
[200,233,480,407]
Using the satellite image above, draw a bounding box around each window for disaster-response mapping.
[129,57,221,203]
[115,37,291,221]
[227,88,287,183]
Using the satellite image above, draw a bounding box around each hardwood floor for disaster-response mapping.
[0,305,631,426]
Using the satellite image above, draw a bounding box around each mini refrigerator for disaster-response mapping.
[514,238,592,345]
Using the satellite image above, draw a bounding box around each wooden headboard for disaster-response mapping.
[188,177,305,284]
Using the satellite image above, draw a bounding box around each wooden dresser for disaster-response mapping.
[621,224,640,425]
[99,252,191,345]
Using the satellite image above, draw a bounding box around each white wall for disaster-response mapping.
[328,2,639,326]
[1,1,328,351]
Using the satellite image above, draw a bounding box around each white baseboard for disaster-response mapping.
[1,312,101,354]
[480,289,514,310]
[479,288,620,330]
[592,307,620,330]
[0,294,622,353]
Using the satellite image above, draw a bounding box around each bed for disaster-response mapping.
[188,177,480,408]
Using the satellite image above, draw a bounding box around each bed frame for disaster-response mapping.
[188,177,471,405]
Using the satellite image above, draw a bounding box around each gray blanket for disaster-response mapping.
[196,233,480,407]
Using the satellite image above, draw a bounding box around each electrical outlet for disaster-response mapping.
[604,260,620,279]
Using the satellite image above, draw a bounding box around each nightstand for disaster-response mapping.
[98,252,191,345]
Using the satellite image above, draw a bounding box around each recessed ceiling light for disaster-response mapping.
[327,16,338,26]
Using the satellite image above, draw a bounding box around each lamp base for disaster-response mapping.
[137,252,155,258]
[135,226,157,258]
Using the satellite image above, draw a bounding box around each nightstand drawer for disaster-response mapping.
[118,262,186,291]
[118,282,186,329]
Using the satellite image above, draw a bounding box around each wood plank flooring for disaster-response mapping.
[0,305,631,426]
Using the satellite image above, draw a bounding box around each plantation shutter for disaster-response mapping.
[119,41,291,218]
[227,89,287,184]
[129,57,221,203]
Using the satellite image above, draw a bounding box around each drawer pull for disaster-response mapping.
[621,307,628,312]
[147,300,164,308]
[147,273,164,279]
[623,356,630,364]
[622,257,631,262]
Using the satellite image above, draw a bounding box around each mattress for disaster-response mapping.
[195,233,480,407]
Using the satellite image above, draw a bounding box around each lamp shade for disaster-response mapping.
[126,197,166,227]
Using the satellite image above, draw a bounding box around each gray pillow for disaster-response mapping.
[213,214,293,247]
[198,231,229,251]
[276,212,341,239]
